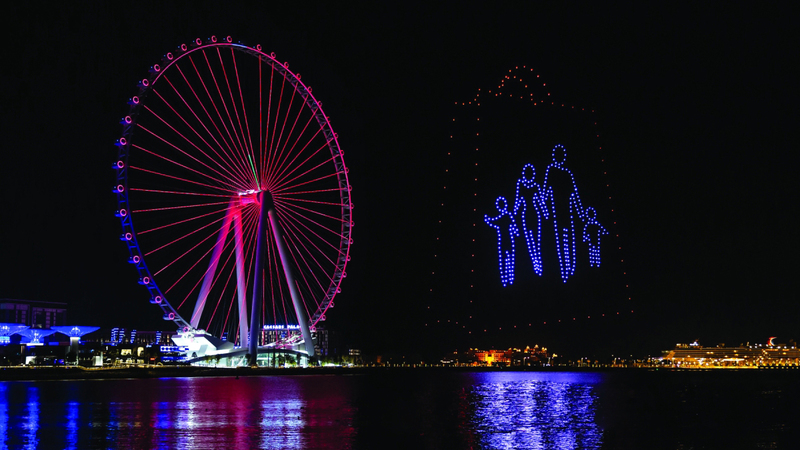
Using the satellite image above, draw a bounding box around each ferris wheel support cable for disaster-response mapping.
[166,219,241,300]
[261,60,275,181]
[268,206,315,357]
[231,49,257,180]
[131,142,241,194]
[268,219,292,327]
[128,188,233,198]
[201,51,249,169]
[274,198,346,224]
[248,191,270,365]
[130,165,236,196]
[140,103,250,188]
[265,72,288,183]
[190,204,234,328]
[269,84,298,175]
[277,207,339,270]
[216,48,254,169]
[152,83,254,186]
[271,171,338,194]
[233,208,250,346]
[265,87,300,184]
[145,212,228,259]
[135,123,249,191]
[187,54,253,185]
[280,219,332,292]
[175,204,258,311]
[275,203,348,250]
[132,200,231,215]
[136,204,234,236]
[269,115,321,186]
[205,234,247,335]
[269,136,328,190]
[280,227,329,311]
[271,152,336,193]
[277,196,345,207]
[271,97,313,180]
[172,65,254,184]
[202,227,241,332]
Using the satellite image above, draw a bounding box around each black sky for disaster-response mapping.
[1,2,797,358]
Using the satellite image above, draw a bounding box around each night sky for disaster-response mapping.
[1,3,797,359]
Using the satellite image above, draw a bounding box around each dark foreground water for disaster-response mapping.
[1,370,798,449]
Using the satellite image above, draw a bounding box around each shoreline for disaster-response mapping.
[1,364,798,381]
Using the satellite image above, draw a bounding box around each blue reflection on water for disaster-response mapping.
[464,372,603,450]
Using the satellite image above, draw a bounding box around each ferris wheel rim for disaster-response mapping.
[114,36,352,334]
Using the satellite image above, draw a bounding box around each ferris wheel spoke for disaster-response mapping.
[174,205,258,309]
[215,47,257,182]
[264,87,299,183]
[173,63,255,185]
[266,220,290,325]
[265,72,288,183]
[276,207,344,260]
[270,150,335,193]
[201,50,250,169]
[275,206,347,255]
[129,188,233,198]
[134,128,247,192]
[140,104,250,187]
[147,214,227,262]
[267,129,326,190]
[203,240,242,334]
[274,197,345,224]
[130,165,236,195]
[275,195,344,207]
[267,113,319,185]
[279,219,335,293]
[280,235,324,313]
[137,204,234,236]
[274,203,349,249]
[230,49,257,180]
[187,54,255,187]
[270,172,339,194]
[156,78,255,186]
[260,61,275,183]
[132,199,232,214]
[294,281,316,324]
[276,187,342,196]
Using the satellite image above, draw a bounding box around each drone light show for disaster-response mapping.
[428,67,632,349]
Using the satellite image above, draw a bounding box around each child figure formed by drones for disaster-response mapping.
[484,196,520,287]
[582,207,608,267]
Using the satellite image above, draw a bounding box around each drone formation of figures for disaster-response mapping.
[485,144,608,286]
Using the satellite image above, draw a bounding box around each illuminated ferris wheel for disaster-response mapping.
[113,36,352,360]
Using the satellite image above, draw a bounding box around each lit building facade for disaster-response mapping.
[662,342,800,367]
[0,299,67,328]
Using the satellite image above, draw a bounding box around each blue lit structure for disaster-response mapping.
[16,328,57,346]
[484,197,519,286]
[0,323,28,345]
[52,326,101,359]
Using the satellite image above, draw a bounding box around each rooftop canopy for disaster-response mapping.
[51,326,100,338]
[0,323,29,337]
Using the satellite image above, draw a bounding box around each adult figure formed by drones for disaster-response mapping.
[513,164,547,276]
[543,144,585,282]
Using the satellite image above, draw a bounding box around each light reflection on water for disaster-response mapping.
[463,372,603,450]
[1,371,796,449]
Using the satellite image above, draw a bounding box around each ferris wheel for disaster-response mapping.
[114,36,352,359]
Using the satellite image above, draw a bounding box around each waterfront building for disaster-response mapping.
[0,299,67,329]
[662,341,800,367]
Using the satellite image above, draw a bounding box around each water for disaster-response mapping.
[0,370,797,449]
